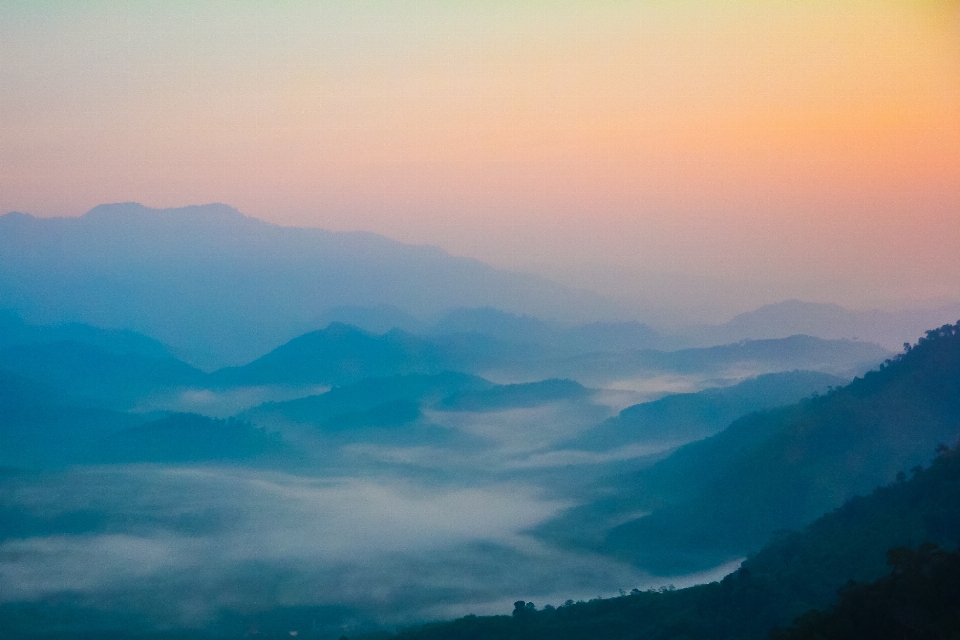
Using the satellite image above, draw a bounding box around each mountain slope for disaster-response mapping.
[602,322,960,573]
[569,370,846,451]
[0,309,173,358]
[0,203,616,368]
[0,369,140,467]
[96,413,285,464]
[212,323,446,387]
[771,543,960,640]
[0,340,206,409]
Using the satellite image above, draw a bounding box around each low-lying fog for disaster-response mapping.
[1,465,701,628]
[2,361,853,633]
[135,384,333,419]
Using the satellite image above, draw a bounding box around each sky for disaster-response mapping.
[1,1,959,321]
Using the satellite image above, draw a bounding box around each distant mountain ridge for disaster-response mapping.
[0,310,172,358]
[517,334,889,384]
[0,203,618,369]
[213,323,887,390]
[211,322,445,387]
[685,299,960,351]
[568,370,847,452]
[428,307,666,354]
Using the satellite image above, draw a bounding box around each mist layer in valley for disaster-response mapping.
[0,313,889,634]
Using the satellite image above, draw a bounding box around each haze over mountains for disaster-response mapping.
[4,0,959,632]
[684,299,960,352]
[0,203,618,369]
[3,204,957,370]
[2,203,959,639]
[4,313,958,638]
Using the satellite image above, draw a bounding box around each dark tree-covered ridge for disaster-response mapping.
[771,543,960,640]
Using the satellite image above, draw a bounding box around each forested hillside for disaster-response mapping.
[770,543,960,640]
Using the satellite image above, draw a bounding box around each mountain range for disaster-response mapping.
[0,203,617,369]
[2,201,959,639]
[685,298,960,351]
[5,204,954,371]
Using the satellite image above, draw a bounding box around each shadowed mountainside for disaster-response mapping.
[770,543,960,640]
[0,369,141,467]
[0,341,206,410]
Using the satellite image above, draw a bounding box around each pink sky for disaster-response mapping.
[1,1,958,321]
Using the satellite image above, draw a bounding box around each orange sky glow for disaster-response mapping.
[1,1,958,321]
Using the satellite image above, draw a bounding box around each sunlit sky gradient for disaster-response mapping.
[2,1,958,321]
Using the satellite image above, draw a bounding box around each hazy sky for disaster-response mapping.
[1,1,958,319]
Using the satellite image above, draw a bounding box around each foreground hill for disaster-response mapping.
[771,543,960,640]
[350,442,960,640]
[0,204,615,368]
